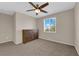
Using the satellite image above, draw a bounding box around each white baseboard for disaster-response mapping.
[75,46,79,55]
[39,37,74,46]
[13,41,22,45]
[0,40,12,44]
[74,44,79,55]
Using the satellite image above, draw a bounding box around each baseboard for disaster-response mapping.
[75,46,79,55]
[13,41,22,45]
[39,37,74,46]
[74,44,79,55]
[0,40,12,44]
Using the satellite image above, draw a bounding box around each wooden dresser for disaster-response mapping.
[22,30,38,43]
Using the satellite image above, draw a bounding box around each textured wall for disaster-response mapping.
[0,13,13,43]
[36,9,74,46]
[14,12,37,44]
[74,3,79,55]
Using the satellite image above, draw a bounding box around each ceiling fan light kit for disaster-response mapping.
[27,2,49,15]
[35,9,40,13]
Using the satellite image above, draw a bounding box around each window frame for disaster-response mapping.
[44,17,56,33]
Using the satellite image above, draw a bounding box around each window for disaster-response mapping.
[44,17,56,33]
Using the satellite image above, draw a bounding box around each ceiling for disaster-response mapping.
[0,2,75,18]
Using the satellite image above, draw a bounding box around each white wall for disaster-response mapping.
[14,12,37,44]
[0,12,37,44]
[74,3,79,55]
[0,13,14,43]
[36,9,74,46]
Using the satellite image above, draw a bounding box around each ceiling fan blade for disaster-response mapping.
[27,9,36,11]
[40,10,48,13]
[29,2,37,9]
[39,2,49,9]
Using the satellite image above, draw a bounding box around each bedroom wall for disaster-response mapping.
[14,12,37,44]
[36,9,74,46]
[74,3,79,55]
[0,13,14,43]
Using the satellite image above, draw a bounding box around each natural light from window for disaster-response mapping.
[44,17,56,33]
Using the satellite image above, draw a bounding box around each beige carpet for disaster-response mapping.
[0,39,78,56]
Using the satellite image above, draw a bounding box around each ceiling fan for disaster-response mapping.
[27,2,49,15]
